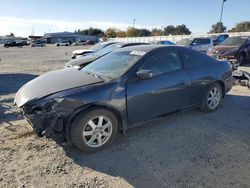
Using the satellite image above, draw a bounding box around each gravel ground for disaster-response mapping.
[1,45,250,188]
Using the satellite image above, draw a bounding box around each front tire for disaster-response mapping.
[238,53,246,65]
[71,109,118,152]
[199,83,222,112]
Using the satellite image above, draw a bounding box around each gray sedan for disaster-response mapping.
[15,45,233,152]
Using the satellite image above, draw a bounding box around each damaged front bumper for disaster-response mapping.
[23,110,66,143]
[20,98,74,143]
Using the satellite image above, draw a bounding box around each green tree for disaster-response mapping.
[138,28,151,37]
[175,24,191,35]
[74,27,104,37]
[9,32,15,37]
[208,22,227,33]
[163,25,191,35]
[104,28,117,38]
[229,21,250,32]
[151,28,164,36]
[164,25,176,35]
[126,27,139,37]
[116,30,126,37]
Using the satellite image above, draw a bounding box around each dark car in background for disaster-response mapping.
[207,36,250,65]
[15,45,233,152]
[211,34,229,46]
[65,42,148,68]
[4,41,24,48]
[71,42,117,59]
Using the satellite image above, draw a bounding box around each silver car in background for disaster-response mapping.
[177,37,213,53]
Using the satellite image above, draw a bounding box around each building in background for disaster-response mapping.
[44,32,99,44]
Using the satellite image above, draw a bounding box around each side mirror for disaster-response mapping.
[136,69,153,80]
[192,42,197,46]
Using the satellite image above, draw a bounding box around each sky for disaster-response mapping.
[0,0,249,37]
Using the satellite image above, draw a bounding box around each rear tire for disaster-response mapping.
[199,83,222,112]
[71,109,118,152]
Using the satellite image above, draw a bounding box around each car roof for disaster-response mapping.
[114,42,148,48]
[115,44,177,53]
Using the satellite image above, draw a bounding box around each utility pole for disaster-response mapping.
[133,19,136,28]
[219,0,226,33]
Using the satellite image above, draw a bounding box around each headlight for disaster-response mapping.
[42,98,64,112]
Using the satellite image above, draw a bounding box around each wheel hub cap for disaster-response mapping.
[82,116,112,147]
[207,87,220,109]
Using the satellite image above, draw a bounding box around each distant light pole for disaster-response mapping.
[219,0,227,33]
[133,19,136,28]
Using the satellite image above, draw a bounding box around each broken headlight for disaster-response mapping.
[42,98,64,113]
[24,98,64,114]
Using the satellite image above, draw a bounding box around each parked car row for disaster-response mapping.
[2,40,96,48]
[15,41,234,152]
[3,41,25,48]
[72,40,96,46]
[67,42,148,68]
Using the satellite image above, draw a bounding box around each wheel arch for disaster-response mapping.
[215,80,225,97]
[65,104,125,143]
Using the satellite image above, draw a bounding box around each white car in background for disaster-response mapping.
[55,41,70,46]
[177,37,213,53]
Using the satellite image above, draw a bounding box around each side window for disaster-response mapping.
[201,39,210,44]
[182,49,212,68]
[141,49,182,76]
[192,38,200,45]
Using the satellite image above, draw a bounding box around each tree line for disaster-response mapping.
[74,24,191,38]
[74,21,250,38]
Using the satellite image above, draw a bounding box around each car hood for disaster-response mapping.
[65,55,97,67]
[211,45,240,54]
[72,49,95,54]
[14,68,103,107]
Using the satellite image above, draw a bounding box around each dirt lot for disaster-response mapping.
[1,45,250,188]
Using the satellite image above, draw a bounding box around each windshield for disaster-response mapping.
[94,43,119,57]
[176,39,192,45]
[82,51,143,79]
[220,37,247,46]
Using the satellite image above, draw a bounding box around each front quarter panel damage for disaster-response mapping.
[22,97,86,143]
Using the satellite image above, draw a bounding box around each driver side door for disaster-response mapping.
[126,48,192,124]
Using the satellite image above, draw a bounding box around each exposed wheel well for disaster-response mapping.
[215,80,225,97]
[66,105,124,142]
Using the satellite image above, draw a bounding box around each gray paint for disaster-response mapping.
[15,45,233,143]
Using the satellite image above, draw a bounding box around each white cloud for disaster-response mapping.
[0,16,151,37]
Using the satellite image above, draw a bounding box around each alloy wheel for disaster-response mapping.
[207,87,221,110]
[82,116,113,147]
